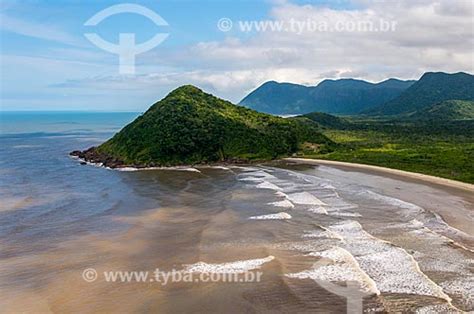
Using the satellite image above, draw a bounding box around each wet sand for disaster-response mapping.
[285,158,474,192]
[285,158,474,237]
[1,164,473,313]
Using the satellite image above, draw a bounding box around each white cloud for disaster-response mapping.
[5,0,472,109]
[120,0,473,103]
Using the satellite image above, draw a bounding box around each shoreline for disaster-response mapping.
[285,157,474,241]
[284,158,474,193]
[69,154,251,172]
[69,147,252,170]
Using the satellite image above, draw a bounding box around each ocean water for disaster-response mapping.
[0,112,473,313]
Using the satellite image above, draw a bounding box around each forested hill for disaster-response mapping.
[368,72,474,115]
[71,85,333,167]
[407,100,474,121]
[240,78,414,115]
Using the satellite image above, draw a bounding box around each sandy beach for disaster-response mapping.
[285,158,474,239]
[285,158,474,192]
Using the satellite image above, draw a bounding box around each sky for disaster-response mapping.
[0,0,473,111]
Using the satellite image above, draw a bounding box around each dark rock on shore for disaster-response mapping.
[70,147,251,169]
[70,147,126,169]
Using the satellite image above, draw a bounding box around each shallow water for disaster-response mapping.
[0,112,473,313]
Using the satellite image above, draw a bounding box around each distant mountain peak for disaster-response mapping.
[168,84,204,95]
[240,76,414,115]
[368,71,474,115]
[317,78,370,86]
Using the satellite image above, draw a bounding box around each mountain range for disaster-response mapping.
[240,72,474,117]
[240,78,414,115]
[368,72,474,116]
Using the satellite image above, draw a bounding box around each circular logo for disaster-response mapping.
[217,18,233,32]
[82,268,98,282]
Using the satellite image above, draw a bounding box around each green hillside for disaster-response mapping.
[72,85,333,167]
[240,78,413,115]
[301,111,474,183]
[239,81,311,114]
[369,72,474,116]
[301,112,351,129]
[408,100,474,121]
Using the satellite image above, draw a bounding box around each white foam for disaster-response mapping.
[302,229,343,241]
[86,161,104,168]
[196,165,232,171]
[209,166,231,170]
[361,190,424,215]
[169,167,201,173]
[114,166,202,172]
[287,247,379,294]
[231,166,259,172]
[410,219,425,228]
[242,170,277,179]
[440,278,474,310]
[115,167,139,172]
[409,228,474,276]
[308,206,328,215]
[308,247,352,263]
[184,256,275,274]
[249,212,292,220]
[320,183,336,189]
[330,211,362,217]
[274,191,288,197]
[422,211,474,249]
[268,200,294,208]
[287,192,326,205]
[416,304,459,314]
[77,158,203,173]
[275,240,334,252]
[412,251,468,273]
[239,177,264,182]
[327,221,451,300]
[255,181,282,191]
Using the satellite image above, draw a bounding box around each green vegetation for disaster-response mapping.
[408,100,474,121]
[301,114,474,183]
[237,71,474,182]
[240,78,413,115]
[97,85,333,166]
[301,112,351,129]
[369,72,474,116]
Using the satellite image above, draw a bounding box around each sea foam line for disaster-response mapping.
[286,192,327,205]
[71,156,202,173]
[308,206,328,215]
[268,200,294,208]
[249,212,292,220]
[184,256,275,274]
[287,247,379,295]
[360,190,424,216]
[327,221,455,304]
[255,181,282,191]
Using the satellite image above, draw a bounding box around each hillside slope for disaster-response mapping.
[240,78,414,115]
[71,85,333,167]
[301,112,351,129]
[408,100,474,121]
[369,72,474,115]
[239,81,311,115]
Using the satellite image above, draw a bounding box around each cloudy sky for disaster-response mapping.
[1,0,473,111]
